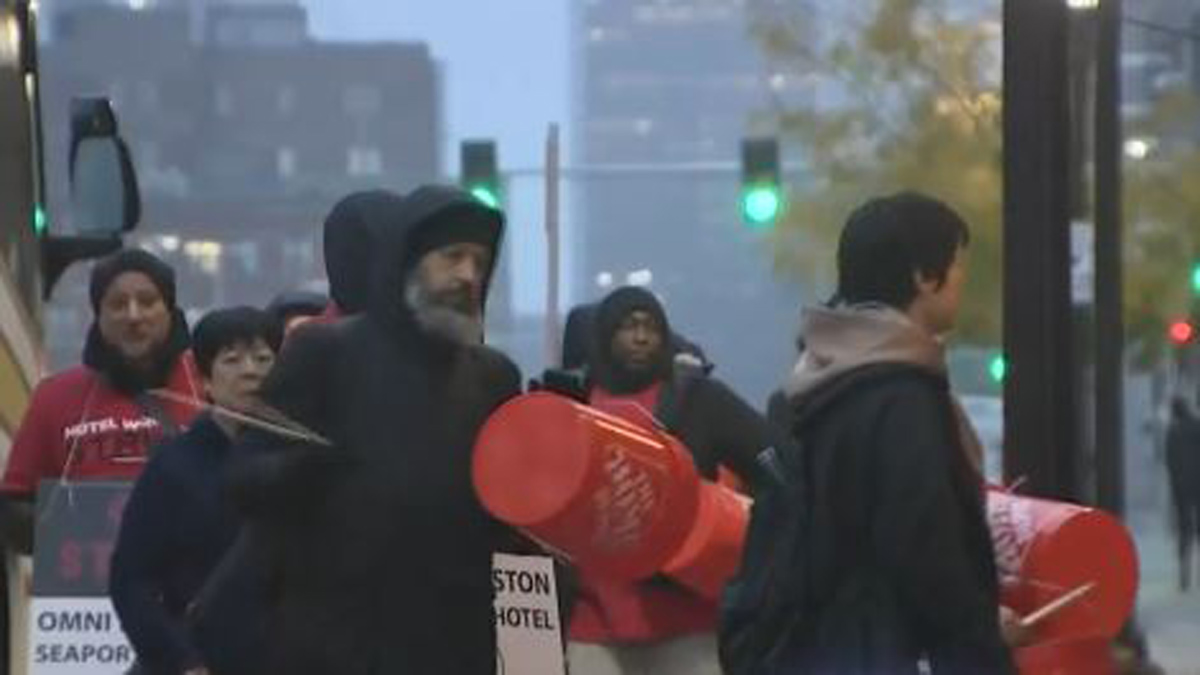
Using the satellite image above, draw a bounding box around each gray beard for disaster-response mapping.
[404,277,484,345]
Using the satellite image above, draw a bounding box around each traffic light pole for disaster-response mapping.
[544,124,562,368]
[1003,0,1081,501]
[1093,0,1125,515]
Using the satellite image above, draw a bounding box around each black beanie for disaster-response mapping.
[594,286,670,351]
[89,248,177,313]
[406,201,501,266]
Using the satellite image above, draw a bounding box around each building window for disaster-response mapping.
[347,146,383,177]
[215,84,234,117]
[232,241,259,274]
[277,146,297,179]
[277,85,296,116]
[282,238,316,278]
[343,84,382,117]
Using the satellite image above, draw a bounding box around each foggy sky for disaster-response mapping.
[303,0,571,170]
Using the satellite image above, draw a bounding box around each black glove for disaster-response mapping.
[530,368,590,403]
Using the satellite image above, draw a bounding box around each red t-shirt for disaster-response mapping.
[0,354,201,496]
[571,382,717,644]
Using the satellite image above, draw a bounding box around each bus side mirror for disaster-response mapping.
[67,97,140,235]
[42,97,142,298]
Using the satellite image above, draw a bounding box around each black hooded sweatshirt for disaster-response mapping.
[231,186,522,675]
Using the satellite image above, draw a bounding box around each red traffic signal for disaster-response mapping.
[1169,320,1195,345]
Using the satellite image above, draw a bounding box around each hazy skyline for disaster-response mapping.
[304,0,571,170]
[303,1,574,316]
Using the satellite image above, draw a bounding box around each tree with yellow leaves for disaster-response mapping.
[753,0,1200,365]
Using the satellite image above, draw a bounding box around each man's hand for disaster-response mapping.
[999,605,1033,648]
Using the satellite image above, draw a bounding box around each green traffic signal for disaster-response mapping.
[33,205,47,236]
[469,185,500,210]
[461,140,501,210]
[741,185,781,228]
[1191,262,1200,295]
[989,354,1007,383]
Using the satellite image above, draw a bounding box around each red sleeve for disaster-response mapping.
[2,378,65,496]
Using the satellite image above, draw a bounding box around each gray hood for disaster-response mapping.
[784,304,984,473]
[785,304,945,399]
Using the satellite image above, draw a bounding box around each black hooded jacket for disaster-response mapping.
[231,186,521,675]
[725,305,1012,674]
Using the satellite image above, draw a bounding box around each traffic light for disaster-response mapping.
[1169,319,1195,346]
[460,140,501,209]
[1191,261,1200,295]
[740,137,783,229]
[33,204,47,236]
[989,354,1007,384]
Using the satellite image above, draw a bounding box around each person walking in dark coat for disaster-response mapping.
[110,307,282,675]
[230,185,522,675]
[722,192,1015,674]
[1166,396,1200,591]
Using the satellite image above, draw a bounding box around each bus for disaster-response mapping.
[1,1,140,672]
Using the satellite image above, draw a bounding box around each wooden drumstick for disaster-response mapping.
[1019,582,1097,628]
[149,389,332,447]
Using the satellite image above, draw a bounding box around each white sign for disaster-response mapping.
[493,553,565,675]
[1071,221,1094,305]
[28,597,134,674]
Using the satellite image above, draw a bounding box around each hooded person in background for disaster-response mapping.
[316,190,401,321]
[265,290,327,337]
[567,285,780,675]
[559,301,712,374]
[0,249,200,555]
[721,192,1015,674]
[229,185,522,675]
[1165,396,1200,592]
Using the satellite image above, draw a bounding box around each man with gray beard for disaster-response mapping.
[230,186,523,675]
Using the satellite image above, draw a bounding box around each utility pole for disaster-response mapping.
[1094,0,1125,515]
[1003,0,1080,501]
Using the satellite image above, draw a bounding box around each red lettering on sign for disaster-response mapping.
[91,542,115,582]
[59,541,83,581]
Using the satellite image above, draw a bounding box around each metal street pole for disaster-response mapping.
[1003,0,1081,501]
[544,124,562,368]
[1094,0,1125,515]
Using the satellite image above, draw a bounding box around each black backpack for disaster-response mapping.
[719,364,932,675]
[718,437,810,675]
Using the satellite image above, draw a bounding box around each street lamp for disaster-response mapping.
[1123,137,1152,160]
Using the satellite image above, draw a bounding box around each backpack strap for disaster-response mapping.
[654,357,706,432]
[133,391,181,439]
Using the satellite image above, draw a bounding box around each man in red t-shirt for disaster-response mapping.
[567,286,778,675]
[0,248,200,554]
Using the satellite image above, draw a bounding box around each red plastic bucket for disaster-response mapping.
[987,489,1138,641]
[472,392,701,580]
[662,480,751,599]
[1016,636,1116,675]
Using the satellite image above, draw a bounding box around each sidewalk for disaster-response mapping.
[1131,516,1200,674]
